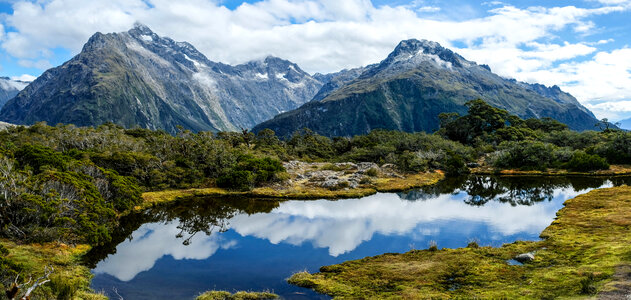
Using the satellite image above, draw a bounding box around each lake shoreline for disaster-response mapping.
[4,172,630,299]
[140,164,631,210]
[287,185,631,298]
[471,164,631,176]
[140,161,447,209]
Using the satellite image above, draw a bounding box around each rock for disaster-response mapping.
[467,162,480,168]
[514,252,535,263]
[283,160,303,169]
[321,179,344,189]
[335,162,358,170]
[357,162,379,171]
[381,163,396,170]
[385,172,404,179]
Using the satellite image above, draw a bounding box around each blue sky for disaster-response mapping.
[0,0,630,120]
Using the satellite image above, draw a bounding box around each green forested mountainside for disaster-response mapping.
[253,39,598,137]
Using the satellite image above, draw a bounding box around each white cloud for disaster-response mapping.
[417,6,441,13]
[508,48,631,119]
[93,221,237,281]
[1,0,630,118]
[11,74,36,82]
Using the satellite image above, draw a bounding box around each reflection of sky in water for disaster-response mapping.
[91,178,614,299]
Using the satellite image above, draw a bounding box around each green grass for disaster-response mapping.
[0,240,106,299]
[141,171,445,204]
[196,290,279,300]
[288,185,631,299]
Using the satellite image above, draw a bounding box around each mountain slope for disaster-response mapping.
[0,77,29,109]
[0,24,323,133]
[254,39,599,137]
[619,118,631,130]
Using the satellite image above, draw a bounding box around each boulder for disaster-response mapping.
[514,252,535,263]
[357,162,379,171]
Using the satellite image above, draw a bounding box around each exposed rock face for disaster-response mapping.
[0,77,29,109]
[311,66,372,102]
[282,161,383,190]
[0,121,16,130]
[254,39,600,137]
[514,252,535,263]
[0,24,324,134]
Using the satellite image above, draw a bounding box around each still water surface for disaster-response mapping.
[87,176,631,299]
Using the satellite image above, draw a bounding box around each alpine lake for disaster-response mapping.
[85,175,631,299]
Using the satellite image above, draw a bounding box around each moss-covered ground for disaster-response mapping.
[141,171,445,208]
[472,164,631,176]
[0,240,106,299]
[288,185,631,299]
[196,290,278,300]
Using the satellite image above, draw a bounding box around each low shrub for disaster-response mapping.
[216,170,254,191]
[564,151,609,172]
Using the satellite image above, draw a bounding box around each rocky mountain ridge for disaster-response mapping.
[254,39,600,137]
[0,24,324,133]
[0,77,29,109]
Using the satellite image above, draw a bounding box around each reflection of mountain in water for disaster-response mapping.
[88,175,631,289]
[398,176,619,206]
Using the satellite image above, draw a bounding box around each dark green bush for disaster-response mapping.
[103,170,143,211]
[216,170,255,191]
[365,168,378,177]
[444,153,469,176]
[14,144,69,173]
[235,155,285,184]
[492,141,558,171]
[564,151,609,172]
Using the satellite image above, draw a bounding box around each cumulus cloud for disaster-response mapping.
[10,74,37,82]
[1,0,630,118]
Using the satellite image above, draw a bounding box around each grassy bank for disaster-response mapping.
[196,290,278,299]
[0,240,105,299]
[141,171,445,208]
[288,185,631,299]
[472,164,631,176]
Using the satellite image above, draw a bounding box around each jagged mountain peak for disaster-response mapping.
[254,38,600,137]
[130,22,154,35]
[390,39,465,67]
[0,24,326,133]
[392,39,442,54]
[360,39,469,79]
[235,55,314,84]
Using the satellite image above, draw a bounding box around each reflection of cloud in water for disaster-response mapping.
[93,221,236,281]
[231,187,592,256]
[92,183,602,281]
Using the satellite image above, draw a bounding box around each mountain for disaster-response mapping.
[311,66,373,102]
[0,24,324,133]
[619,118,631,130]
[254,39,599,137]
[0,77,29,109]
